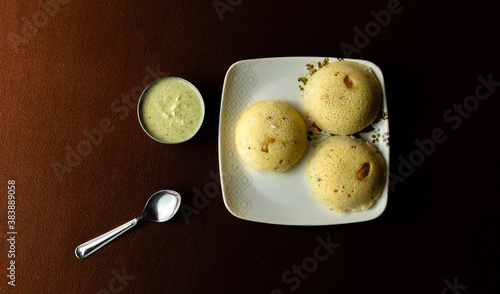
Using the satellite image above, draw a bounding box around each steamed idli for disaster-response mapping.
[235,100,307,173]
[306,135,386,212]
[304,60,382,135]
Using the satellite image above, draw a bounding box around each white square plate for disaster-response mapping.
[218,57,390,225]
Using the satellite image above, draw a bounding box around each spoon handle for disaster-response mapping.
[75,218,139,259]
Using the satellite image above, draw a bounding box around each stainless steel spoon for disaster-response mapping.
[75,190,181,259]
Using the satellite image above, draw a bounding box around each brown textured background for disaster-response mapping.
[1,0,499,293]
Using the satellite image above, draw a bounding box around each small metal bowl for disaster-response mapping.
[137,76,205,144]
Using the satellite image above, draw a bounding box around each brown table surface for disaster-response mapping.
[1,0,499,293]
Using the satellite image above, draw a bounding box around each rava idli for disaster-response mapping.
[306,135,386,212]
[235,100,307,173]
[304,60,382,135]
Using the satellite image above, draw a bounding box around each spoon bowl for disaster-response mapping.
[142,190,181,222]
[75,190,181,259]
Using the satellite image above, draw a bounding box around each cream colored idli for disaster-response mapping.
[235,100,307,173]
[304,60,382,135]
[306,136,386,212]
